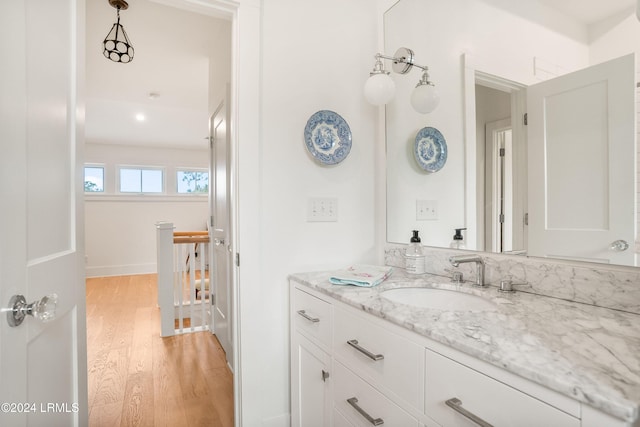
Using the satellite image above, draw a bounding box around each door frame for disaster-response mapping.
[153,1,243,424]
[484,118,512,253]
[101,0,253,424]
[463,53,527,253]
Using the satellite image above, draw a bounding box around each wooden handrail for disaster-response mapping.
[173,231,208,236]
[173,231,210,244]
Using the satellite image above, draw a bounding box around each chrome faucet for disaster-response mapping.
[449,255,485,287]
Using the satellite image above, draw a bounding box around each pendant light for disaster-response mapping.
[103,0,134,64]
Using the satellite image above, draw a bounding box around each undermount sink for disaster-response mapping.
[380,287,497,311]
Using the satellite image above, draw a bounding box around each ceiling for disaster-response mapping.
[85,0,230,150]
[85,0,636,150]
[536,0,636,25]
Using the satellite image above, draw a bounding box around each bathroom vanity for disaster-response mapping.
[289,269,640,427]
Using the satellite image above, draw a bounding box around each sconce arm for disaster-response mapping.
[374,47,429,75]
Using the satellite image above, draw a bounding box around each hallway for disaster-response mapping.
[86,274,233,426]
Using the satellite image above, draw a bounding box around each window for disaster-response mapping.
[177,170,209,194]
[84,166,104,192]
[119,167,164,193]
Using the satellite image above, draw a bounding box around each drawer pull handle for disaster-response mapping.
[297,310,320,323]
[347,397,384,425]
[347,339,384,361]
[445,398,493,427]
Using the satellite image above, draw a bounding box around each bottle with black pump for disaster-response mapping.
[450,228,467,249]
[405,230,425,274]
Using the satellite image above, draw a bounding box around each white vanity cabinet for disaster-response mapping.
[290,281,633,427]
[291,287,333,427]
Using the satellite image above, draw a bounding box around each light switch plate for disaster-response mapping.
[416,200,438,220]
[307,198,338,222]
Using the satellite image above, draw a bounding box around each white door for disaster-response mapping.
[485,119,518,253]
[0,0,87,426]
[210,94,233,369]
[527,54,636,265]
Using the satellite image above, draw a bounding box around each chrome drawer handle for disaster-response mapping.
[347,339,384,361]
[347,397,384,425]
[445,398,493,427]
[296,310,320,323]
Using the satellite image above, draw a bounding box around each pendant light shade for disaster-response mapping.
[364,55,396,105]
[103,0,134,64]
[364,73,396,105]
[364,47,439,114]
[410,71,440,114]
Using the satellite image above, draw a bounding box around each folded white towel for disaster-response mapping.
[329,264,393,287]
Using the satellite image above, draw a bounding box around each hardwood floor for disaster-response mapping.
[86,274,233,427]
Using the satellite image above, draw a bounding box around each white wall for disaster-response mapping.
[236,0,379,424]
[235,1,639,424]
[208,18,231,113]
[84,143,208,277]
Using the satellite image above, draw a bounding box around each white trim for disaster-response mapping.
[85,263,157,278]
[84,194,207,202]
[149,0,237,19]
[463,53,527,253]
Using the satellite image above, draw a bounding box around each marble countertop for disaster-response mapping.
[289,268,640,423]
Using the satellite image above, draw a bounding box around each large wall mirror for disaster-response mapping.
[385,0,640,267]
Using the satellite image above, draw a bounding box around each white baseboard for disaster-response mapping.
[85,263,157,278]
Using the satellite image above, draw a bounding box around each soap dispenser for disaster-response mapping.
[450,228,467,249]
[405,230,425,275]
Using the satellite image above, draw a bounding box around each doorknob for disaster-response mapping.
[609,240,629,252]
[2,294,58,327]
[214,238,225,246]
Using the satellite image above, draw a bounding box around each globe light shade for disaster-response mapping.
[410,83,440,114]
[364,73,396,106]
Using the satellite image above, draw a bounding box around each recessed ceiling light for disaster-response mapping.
[135,113,146,122]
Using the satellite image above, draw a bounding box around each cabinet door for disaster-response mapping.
[291,332,331,427]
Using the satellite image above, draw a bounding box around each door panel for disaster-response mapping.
[527,54,636,265]
[210,92,233,369]
[0,0,87,425]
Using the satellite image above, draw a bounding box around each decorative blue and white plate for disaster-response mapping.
[414,127,447,172]
[304,110,352,165]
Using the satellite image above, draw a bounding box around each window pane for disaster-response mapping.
[177,171,209,194]
[84,167,104,192]
[120,168,141,192]
[141,169,163,193]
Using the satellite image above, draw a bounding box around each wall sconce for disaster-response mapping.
[103,0,134,64]
[364,47,440,114]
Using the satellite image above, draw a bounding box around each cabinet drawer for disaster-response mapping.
[425,349,580,427]
[334,361,420,427]
[292,287,332,349]
[334,307,424,410]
